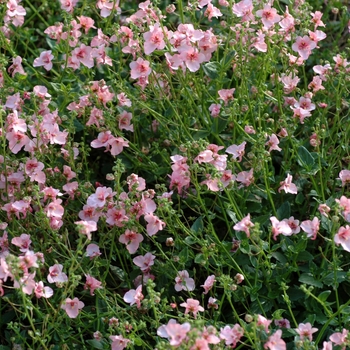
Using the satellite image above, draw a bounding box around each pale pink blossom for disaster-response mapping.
[226,141,246,162]
[129,58,152,79]
[144,213,165,236]
[300,217,320,240]
[47,264,68,284]
[74,220,97,240]
[119,229,143,254]
[8,56,26,77]
[175,270,195,292]
[292,35,316,60]
[86,243,101,259]
[220,324,244,347]
[123,285,143,308]
[339,170,350,187]
[33,50,54,71]
[270,216,292,240]
[256,5,281,29]
[233,214,254,237]
[143,23,166,55]
[334,225,350,252]
[133,252,156,273]
[180,298,204,318]
[218,88,235,105]
[264,330,286,350]
[157,319,191,347]
[266,134,282,152]
[84,274,102,295]
[34,281,53,298]
[257,315,272,333]
[61,297,84,318]
[278,174,297,194]
[295,323,318,341]
[109,335,130,350]
[201,275,216,294]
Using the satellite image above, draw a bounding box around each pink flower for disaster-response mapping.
[207,297,218,309]
[232,0,254,22]
[74,220,97,240]
[218,88,235,105]
[329,328,348,347]
[45,199,64,218]
[71,44,94,68]
[226,141,246,162]
[8,56,26,77]
[130,58,152,79]
[109,335,130,350]
[33,51,54,71]
[256,5,281,29]
[209,103,221,117]
[61,297,84,318]
[175,270,195,292]
[236,168,254,187]
[144,213,166,236]
[180,47,205,72]
[11,234,31,252]
[270,216,292,240]
[143,23,166,55]
[300,217,320,240]
[123,285,144,308]
[339,170,350,187]
[264,330,286,350]
[157,319,191,347]
[118,110,134,132]
[86,243,101,259]
[201,275,216,294]
[334,225,350,252]
[180,298,204,318]
[295,323,318,341]
[34,281,53,299]
[119,229,144,254]
[257,315,272,333]
[233,214,254,237]
[133,252,156,273]
[292,36,317,60]
[278,174,297,194]
[47,264,68,284]
[220,324,244,347]
[283,216,300,234]
[266,134,282,153]
[84,274,102,295]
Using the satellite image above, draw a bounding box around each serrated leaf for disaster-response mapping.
[226,210,237,223]
[202,61,220,79]
[299,273,323,288]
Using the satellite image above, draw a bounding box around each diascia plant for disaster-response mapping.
[0,0,350,349]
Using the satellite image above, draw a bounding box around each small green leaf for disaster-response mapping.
[226,210,237,223]
[297,146,315,168]
[194,253,206,265]
[299,273,323,288]
[86,340,104,349]
[202,61,221,79]
[318,290,332,302]
[271,252,287,264]
[193,129,210,140]
[184,236,197,245]
[191,217,203,234]
[277,201,291,220]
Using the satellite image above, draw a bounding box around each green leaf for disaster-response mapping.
[179,247,189,262]
[297,251,314,261]
[184,236,197,245]
[191,216,203,234]
[211,117,228,134]
[318,290,332,302]
[226,210,237,223]
[86,340,104,349]
[299,273,323,288]
[271,252,287,264]
[220,50,236,69]
[109,266,126,281]
[297,146,315,168]
[202,61,221,79]
[277,201,290,220]
[193,129,210,140]
[194,253,206,264]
